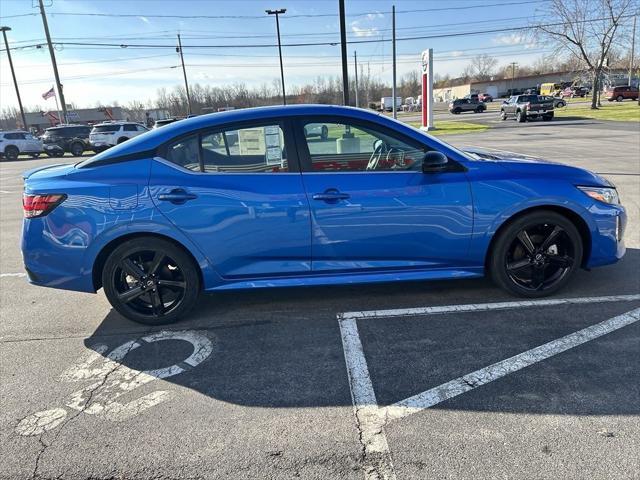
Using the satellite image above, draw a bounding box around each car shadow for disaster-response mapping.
[82,248,640,414]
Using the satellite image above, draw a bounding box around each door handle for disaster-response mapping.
[157,189,198,204]
[312,189,350,202]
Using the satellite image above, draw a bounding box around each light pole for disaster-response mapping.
[338,0,349,105]
[176,34,192,116]
[1,27,28,130]
[266,8,287,105]
[38,0,67,123]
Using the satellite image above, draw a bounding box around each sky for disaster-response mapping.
[0,0,549,110]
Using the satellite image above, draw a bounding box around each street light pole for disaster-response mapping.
[38,0,67,124]
[176,33,192,115]
[392,5,397,119]
[629,15,636,87]
[266,8,287,105]
[354,50,359,108]
[0,27,27,130]
[339,0,349,105]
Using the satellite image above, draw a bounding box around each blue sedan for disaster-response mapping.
[21,105,626,324]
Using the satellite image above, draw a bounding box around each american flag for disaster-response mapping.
[42,87,55,100]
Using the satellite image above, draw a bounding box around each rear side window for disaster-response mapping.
[93,125,120,133]
[123,124,138,132]
[163,123,289,173]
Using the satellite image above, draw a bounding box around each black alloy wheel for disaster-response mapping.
[102,238,200,324]
[490,211,582,297]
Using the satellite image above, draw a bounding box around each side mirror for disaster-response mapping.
[502,100,508,105]
[422,151,448,173]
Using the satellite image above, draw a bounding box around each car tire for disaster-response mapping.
[45,151,57,158]
[321,125,328,141]
[489,210,583,298]
[30,153,41,158]
[70,142,84,157]
[516,111,526,123]
[543,113,554,121]
[616,95,623,102]
[4,146,19,160]
[475,107,483,113]
[500,110,507,121]
[453,108,461,114]
[102,237,201,325]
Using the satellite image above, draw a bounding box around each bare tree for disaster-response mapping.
[464,54,499,81]
[536,0,634,109]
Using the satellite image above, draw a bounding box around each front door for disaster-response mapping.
[150,120,311,279]
[294,117,474,273]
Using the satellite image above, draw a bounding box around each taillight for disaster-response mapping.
[23,194,66,219]
[524,102,530,110]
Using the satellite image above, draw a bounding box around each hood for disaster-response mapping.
[463,147,613,188]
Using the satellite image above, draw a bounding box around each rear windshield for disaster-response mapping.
[519,95,540,103]
[92,125,120,133]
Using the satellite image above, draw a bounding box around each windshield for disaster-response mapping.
[92,125,120,133]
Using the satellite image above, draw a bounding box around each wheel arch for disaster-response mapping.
[92,232,204,291]
[484,205,592,271]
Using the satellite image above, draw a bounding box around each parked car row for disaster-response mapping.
[0,121,149,160]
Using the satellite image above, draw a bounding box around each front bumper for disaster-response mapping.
[586,204,627,268]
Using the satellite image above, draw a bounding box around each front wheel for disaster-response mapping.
[4,146,19,160]
[500,110,507,121]
[102,238,200,325]
[489,211,583,298]
[616,95,624,102]
[543,113,554,121]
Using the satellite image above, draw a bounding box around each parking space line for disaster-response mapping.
[338,294,640,321]
[339,296,640,479]
[0,273,26,278]
[382,307,640,421]
[339,316,397,480]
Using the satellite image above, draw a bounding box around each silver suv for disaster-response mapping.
[89,122,148,151]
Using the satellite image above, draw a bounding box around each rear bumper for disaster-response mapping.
[21,217,96,293]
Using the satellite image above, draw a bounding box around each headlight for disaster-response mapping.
[577,186,620,205]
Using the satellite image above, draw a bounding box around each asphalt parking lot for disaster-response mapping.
[1,116,639,479]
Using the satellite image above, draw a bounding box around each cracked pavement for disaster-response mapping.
[1,119,639,479]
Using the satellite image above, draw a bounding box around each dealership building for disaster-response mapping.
[433,69,634,101]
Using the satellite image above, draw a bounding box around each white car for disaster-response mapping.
[89,122,149,151]
[0,130,43,160]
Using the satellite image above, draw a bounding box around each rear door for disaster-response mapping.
[150,119,311,279]
[293,116,473,273]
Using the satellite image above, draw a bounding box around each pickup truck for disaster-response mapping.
[500,94,554,122]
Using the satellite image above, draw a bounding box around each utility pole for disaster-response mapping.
[354,51,359,108]
[392,5,397,119]
[510,62,518,93]
[339,0,349,105]
[266,9,287,105]
[629,15,636,87]
[0,27,27,130]
[38,0,67,123]
[176,34,192,115]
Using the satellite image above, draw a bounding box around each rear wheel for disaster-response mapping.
[616,95,624,102]
[453,108,461,114]
[475,106,483,113]
[4,146,19,160]
[30,153,41,158]
[70,142,84,157]
[490,211,582,298]
[516,110,526,123]
[543,113,554,121]
[102,238,200,325]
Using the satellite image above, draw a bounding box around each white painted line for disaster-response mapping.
[339,317,397,480]
[0,273,27,278]
[381,307,640,422]
[339,294,640,321]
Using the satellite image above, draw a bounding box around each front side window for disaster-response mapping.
[301,121,425,172]
[163,123,289,173]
